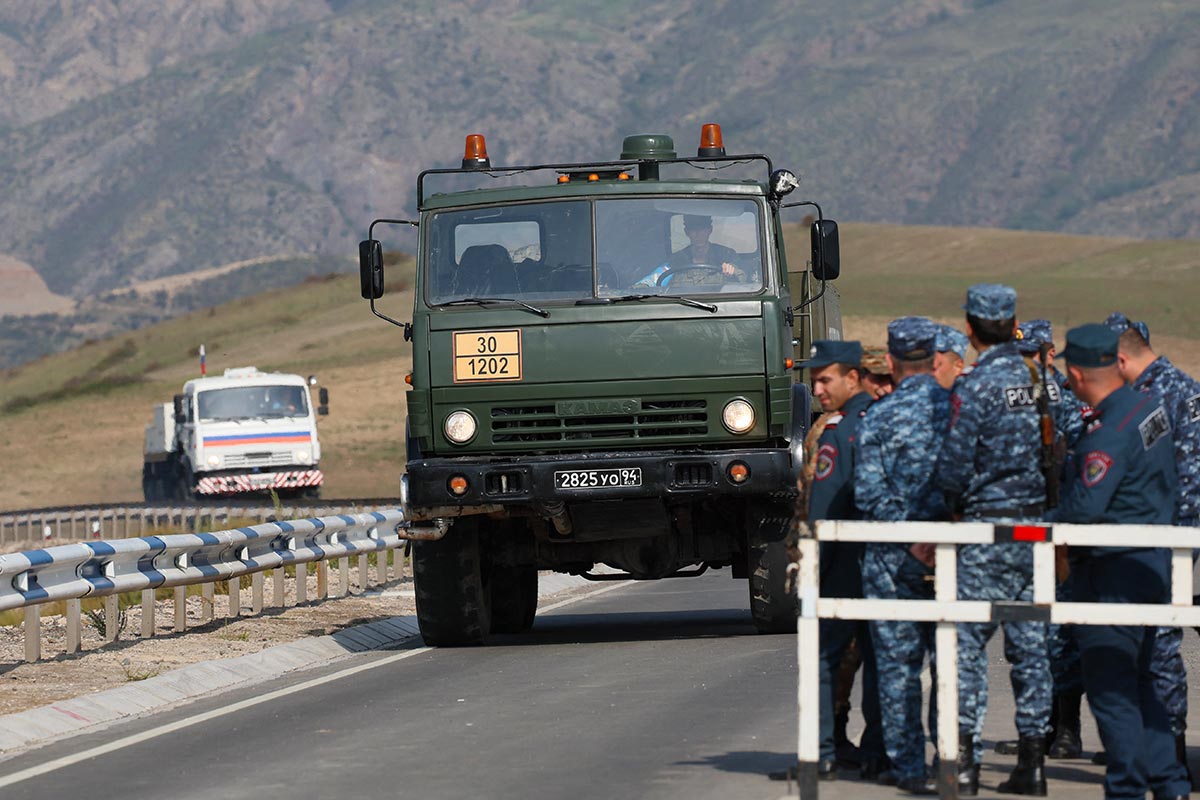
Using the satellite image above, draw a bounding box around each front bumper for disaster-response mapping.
[195,468,324,496]
[404,449,794,510]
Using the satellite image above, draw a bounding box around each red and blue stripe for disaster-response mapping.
[203,431,312,447]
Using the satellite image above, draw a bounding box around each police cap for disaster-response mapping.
[964,283,1017,321]
[936,325,969,360]
[801,340,862,370]
[887,316,938,361]
[1016,319,1053,355]
[1060,324,1119,368]
[1103,312,1151,346]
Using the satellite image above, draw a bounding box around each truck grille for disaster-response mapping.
[221,452,298,469]
[491,399,707,444]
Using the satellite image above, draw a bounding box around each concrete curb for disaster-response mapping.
[0,573,606,755]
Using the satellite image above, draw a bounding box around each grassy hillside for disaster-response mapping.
[1,225,1196,511]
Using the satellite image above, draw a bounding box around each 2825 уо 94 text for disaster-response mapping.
[553,468,642,489]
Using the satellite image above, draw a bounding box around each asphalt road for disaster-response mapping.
[0,572,1195,799]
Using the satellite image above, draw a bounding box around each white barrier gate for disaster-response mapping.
[794,520,1200,800]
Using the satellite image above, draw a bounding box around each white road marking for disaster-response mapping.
[0,578,631,789]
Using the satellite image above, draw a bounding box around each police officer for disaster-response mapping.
[1053,323,1190,800]
[803,340,884,779]
[854,317,951,795]
[935,324,970,389]
[1106,312,1200,774]
[860,345,895,398]
[934,284,1051,796]
[994,319,1088,760]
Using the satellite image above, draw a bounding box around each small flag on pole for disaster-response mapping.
[199,344,206,376]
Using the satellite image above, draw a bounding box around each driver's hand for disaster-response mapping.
[721,262,738,276]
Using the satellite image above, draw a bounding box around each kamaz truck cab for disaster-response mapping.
[360,125,841,645]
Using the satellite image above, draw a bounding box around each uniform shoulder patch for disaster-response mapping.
[1138,406,1171,451]
[1187,392,1200,424]
[815,444,837,481]
[1082,451,1114,487]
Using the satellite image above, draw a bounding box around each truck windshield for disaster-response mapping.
[425,197,764,305]
[196,386,309,421]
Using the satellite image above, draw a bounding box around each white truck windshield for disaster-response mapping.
[425,197,764,305]
[197,386,309,421]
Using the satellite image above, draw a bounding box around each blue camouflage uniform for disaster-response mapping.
[1016,319,1089,699]
[1053,323,1189,800]
[934,285,1051,762]
[1017,319,1087,448]
[854,317,951,785]
[804,340,884,768]
[1106,312,1200,742]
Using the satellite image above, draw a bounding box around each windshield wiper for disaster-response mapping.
[603,293,718,313]
[436,297,550,318]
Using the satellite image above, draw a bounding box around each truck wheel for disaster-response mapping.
[747,503,798,634]
[489,564,537,634]
[413,518,491,646]
[176,462,196,503]
[142,463,159,502]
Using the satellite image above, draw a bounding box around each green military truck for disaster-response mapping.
[359,125,842,645]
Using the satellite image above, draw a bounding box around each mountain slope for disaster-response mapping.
[0,0,1195,304]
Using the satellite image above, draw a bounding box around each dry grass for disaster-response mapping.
[0,224,1196,511]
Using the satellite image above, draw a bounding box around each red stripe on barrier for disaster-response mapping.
[1012,525,1049,542]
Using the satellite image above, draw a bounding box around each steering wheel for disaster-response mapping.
[657,263,725,287]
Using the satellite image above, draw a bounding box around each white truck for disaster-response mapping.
[142,367,328,502]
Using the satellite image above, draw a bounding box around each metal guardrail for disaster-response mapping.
[793,520,1199,800]
[0,509,407,663]
[0,500,397,545]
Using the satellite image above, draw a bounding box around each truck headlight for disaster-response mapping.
[294,450,311,464]
[444,410,477,444]
[206,454,222,468]
[721,399,755,434]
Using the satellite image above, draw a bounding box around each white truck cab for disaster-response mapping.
[143,367,327,501]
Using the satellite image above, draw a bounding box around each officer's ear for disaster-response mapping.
[1065,364,1084,394]
[1115,350,1132,381]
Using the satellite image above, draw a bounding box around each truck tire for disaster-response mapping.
[489,564,538,633]
[142,463,159,502]
[747,502,798,634]
[413,518,491,646]
[175,461,196,503]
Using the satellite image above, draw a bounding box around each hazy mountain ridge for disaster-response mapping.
[0,0,1196,302]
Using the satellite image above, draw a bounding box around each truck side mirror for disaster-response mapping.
[318,387,330,416]
[359,239,385,299]
[173,394,187,424]
[810,219,840,281]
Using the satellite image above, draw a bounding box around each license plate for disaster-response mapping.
[554,467,642,490]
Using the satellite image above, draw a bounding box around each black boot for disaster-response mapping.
[1048,690,1082,759]
[958,731,980,796]
[833,705,860,767]
[997,736,1048,796]
[1000,699,1059,756]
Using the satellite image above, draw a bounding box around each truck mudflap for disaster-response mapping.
[195,469,324,496]
[405,449,794,509]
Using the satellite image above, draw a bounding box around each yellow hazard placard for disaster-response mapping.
[452,329,522,383]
